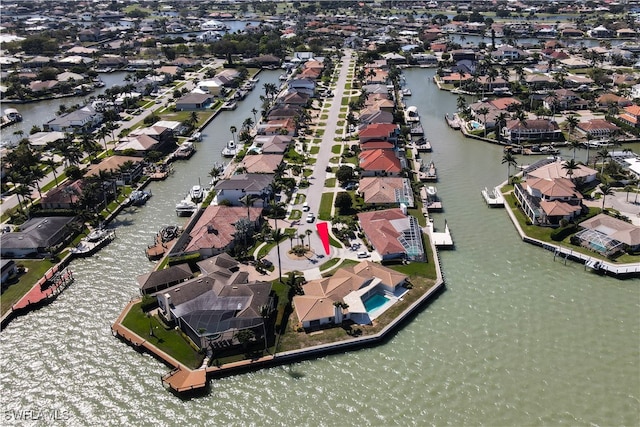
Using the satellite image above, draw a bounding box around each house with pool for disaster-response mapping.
[293,261,409,329]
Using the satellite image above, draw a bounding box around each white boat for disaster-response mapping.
[70,228,116,257]
[221,140,239,157]
[124,190,152,207]
[402,88,412,96]
[190,184,204,202]
[200,20,228,31]
[426,186,437,196]
[221,100,237,110]
[175,199,198,216]
[405,105,420,122]
[190,132,202,142]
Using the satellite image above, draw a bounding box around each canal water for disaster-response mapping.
[1,68,638,426]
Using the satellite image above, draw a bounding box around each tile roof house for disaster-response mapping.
[358,123,399,145]
[43,105,103,132]
[526,160,597,183]
[114,134,163,156]
[256,118,296,136]
[514,176,584,225]
[596,93,633,110]
[40,180,85,210]
[0,216,78,258]
[156,252,273,350]
[175,93,214,110]
[85,155,144,185]
[358,177,414,207]
[618,105,640,128]
[357,208,425,261]
[239,154,284,174]
[576,119,621,137]
[293,261,408,329]
[182,205,263,257]
[359,149,402,177]
[502,119,562,143]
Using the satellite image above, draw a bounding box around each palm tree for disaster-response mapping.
[298,233,306,248]
[596,148,610,174]
[476,106,490,138]
[585,132,593,165]
[305,229,312,248]
[43,157,61,186]
[96,126,109,152]
[240,193,257,220]
[565,115,579,137]
[271,228,283,283]
[624,184,634,202]
[251,107,258,126]
[562,159,579,181]
[495,112,509,142]
[568,139,582,161]
[230,125,237,145]
[189,111,199,126]
[501,151,517,184]
[599,183,614,211]
[242,117,254,132]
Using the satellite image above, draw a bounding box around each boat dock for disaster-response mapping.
[481,186,504,207]
[426,220,454,248]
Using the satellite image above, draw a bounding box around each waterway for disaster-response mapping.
[0,67,638,426]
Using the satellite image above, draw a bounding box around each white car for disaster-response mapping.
[357,251,370,259]
[306,213,315,223]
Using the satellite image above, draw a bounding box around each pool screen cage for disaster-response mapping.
[575,228,624,257]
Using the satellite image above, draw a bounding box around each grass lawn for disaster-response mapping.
[309,146,320,155]
[289,209,302,220]
[1,259,62,315]
[318,192,335,221]
[294,194,306,204]
[122,302,204,369]
[331,144,342,154]
[324,177,336,188]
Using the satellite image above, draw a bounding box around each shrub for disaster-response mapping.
[550,224,577,241]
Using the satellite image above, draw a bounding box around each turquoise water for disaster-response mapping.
[363,294,390,313]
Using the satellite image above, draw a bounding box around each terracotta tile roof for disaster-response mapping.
[358,177,406,204]
[357,208,407,256]
[539,200,582,216]
[527,161,596,181]
[240,154,284,174]
[580,213,640,246]
[525,177,582,199]
[185,205,262,253]
[359,149,401,173]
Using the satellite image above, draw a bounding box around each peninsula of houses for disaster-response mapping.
[1,0,640,393]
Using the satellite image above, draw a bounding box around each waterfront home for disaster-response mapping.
[618,105,640,128]
[266,104,304,121]
[138,264,194,296]
[293,261,408,329]
[357,177,414,208]
[358,123,400,145]
[0,216,78,258]
[357,208,425,262]
[175,93,214,111]
[359,149,402,177]
[358,109,394,127]
[85,155,144,185]
[256,118,296,136]
[239,154,284,174]
[543,89,581,111]
[276,90,310,107]
[576,119,621,138]
[182,206,263,258]
[28,131,66,150]
[525,160,597,184]
[40,180,85,210]
[596,93,633,110]
[287,78,316,97]
[43,105,103,133]
[156,252,273,350]
[575,213,640,257]
[514,177,584,226]
[251,135,292,155]
[502,119,562,143]
[114,134,164,156]
[194,80,223,96]
[213,173,274,206]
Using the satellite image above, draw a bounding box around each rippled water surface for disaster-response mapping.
[1,68,638,426]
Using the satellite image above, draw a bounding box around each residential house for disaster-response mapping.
[502,119,562,143]
[357,208,425,261]
[0,216,78,258]
[514,174,585,226]
[526,160,597,184]
[287,78,315,97]
[618,105,640,128]
[293,261,408,329]
[596,93,632,110]
[358,123,399,145]
[182,205,263,258]
[358,177,414,207]
[239,154,284,174]
[156,253,272,350]
[40,180,85,210]
[576,119,621,138]
[575,213,640,257]
[359,149,402,177]
[213,173,275,206]
[252,135,292,155]
[43,105,103,132]
[175,93,214,110]
[256,118,296,136]
[137,264,194,295]
[85,155,144,185]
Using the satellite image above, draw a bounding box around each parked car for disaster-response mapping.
[357,251,370,258]
[306,213,315,223]
[302,202,310,212]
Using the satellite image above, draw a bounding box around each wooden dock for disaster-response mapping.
[481,186,504,207]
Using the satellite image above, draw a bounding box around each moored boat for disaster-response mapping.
[221,140,239,157]
[175,199,198,217]
[190,184,204,203]
[70,228,116,257]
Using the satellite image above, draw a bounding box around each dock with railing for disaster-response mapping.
[481,186,504,207]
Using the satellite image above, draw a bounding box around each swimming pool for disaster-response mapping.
[470,120,482,130]
[364,293,390,313]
